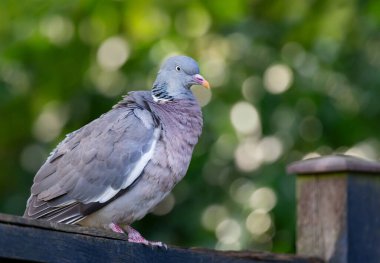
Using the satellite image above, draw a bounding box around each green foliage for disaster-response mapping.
[1,0,379,253]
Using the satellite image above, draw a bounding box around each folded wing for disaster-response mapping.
[24,103,160,224]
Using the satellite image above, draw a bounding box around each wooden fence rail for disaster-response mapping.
[0,214,320,263]
[1,154,379,262]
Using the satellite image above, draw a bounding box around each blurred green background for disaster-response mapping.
[1,0,380,253]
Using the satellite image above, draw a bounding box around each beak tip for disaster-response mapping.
[202,80,210,89]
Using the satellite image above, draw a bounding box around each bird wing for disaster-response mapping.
[24,100,161,224]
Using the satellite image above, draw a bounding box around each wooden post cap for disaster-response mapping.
[287,154,380,175]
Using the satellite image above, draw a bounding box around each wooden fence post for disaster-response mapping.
[287,154,380,263]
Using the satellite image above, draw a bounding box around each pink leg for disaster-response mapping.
[109,223,167,248]
[126,225,167,248]
[109,223,125,234]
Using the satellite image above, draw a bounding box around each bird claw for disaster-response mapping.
[109,223,125,234]
[128,237,167,249]
[126,225,167,249]
[109,223,167,249]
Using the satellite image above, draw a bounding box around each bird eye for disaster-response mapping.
[175,66,181,72]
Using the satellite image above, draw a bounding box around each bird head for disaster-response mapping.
[152,56,210,101]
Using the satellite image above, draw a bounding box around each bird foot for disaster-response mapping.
[109,223,125,234]
[109,223,167,248]
[126,225,167,248]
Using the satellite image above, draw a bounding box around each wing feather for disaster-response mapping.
[24,101,160,223]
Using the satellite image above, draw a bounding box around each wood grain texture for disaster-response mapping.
[289,155,380,263]
[297,174,347,262]
[0,213,322,263]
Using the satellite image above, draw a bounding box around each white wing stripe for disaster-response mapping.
[96,127,160,203]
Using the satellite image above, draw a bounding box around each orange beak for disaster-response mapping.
[194,74,210,89]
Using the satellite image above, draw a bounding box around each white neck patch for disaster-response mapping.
[152,94,171,103]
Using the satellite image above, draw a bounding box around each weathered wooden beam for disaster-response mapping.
[0,213,321,263]
[287,155,380,263]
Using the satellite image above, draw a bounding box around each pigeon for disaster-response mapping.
[24,55,210,246]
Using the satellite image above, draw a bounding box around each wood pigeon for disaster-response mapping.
[24,55,210,246]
